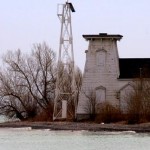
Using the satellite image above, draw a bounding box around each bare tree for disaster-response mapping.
[0,56,38,120]
[55,61,82,120]
[68,66,82,119]
[0,43,56,120]
[0,43,82,121]
[125,78,150,124]
[28,43,56,115]
[82,89,97,120]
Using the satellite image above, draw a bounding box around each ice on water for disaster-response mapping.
[0,128,150,150]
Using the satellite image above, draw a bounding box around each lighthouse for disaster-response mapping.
[77,33,123,119]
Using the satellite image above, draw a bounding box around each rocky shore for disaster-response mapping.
[1,121,150,133]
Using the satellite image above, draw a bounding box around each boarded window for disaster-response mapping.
[96,49,106,67]
[120,84,133,113]
[96,87,106,104]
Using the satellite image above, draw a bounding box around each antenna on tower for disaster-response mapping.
[53,1,77,120]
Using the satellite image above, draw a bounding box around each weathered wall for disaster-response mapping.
[77,37,129,119]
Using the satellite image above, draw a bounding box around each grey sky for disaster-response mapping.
[0,0,150,70]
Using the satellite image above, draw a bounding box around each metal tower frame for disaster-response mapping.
[53,1,77,120]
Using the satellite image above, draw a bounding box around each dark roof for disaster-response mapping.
[66,2,75,12]
[83,33,123,40]
[119,58,150,79]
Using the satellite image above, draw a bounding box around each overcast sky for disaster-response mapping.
[0,0,150,70]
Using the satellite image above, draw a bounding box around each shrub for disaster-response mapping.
[125,79,150,124]
[95,102,122,123]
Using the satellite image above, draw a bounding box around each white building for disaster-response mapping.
[77,33,150,120]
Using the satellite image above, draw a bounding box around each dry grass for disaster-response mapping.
[95,102,123,123]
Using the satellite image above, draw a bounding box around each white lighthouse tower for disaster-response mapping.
[77,33,123,120]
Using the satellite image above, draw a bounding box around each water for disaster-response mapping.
[0,128,150,150]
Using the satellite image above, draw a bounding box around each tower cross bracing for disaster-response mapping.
[53,2,77,120]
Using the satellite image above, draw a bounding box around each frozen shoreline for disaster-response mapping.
[0,121,150,133]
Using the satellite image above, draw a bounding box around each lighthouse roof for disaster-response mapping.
[83,33,123,40]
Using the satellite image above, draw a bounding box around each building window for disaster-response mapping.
[95,86,106,104]
[96,49,106,67]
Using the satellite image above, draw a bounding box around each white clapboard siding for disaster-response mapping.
[77,35,129,119]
